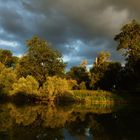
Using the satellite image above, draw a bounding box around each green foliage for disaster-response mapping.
[90,52,111,90]
[90,52,122,90]
[115,20,140,91]
[0,63,17,93]
[66,65,90,89]
[115,20,140,53]
[90,52,110,90]
[12,75,39,95]
[16,36,66,86]
[42,76,70,100]
[0,49,18,68]
[114,20,140,63]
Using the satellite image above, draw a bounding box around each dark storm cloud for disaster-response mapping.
[0,0,139,68]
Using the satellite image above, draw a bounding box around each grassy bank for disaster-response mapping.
[72,90,125,104]
[0,90,126,105]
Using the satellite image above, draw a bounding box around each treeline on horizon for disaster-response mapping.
[0,20,140,103]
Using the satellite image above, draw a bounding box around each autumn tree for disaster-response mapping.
[16,36,66,86]
[41,76,70,101]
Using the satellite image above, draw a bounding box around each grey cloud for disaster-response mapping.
[0,0,139,69]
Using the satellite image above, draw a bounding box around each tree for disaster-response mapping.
[0,49,18,68]
[66,65,90,89]
[90,52,122,90]
[114,20,140,56]
[80,59,88,68]
[93,51,110,67]
[90,52,111,87]
[114,20,140,91]
[16,36,66,86]
[42,76,70,101]
[98,62,122,90]
[90,61,109,90]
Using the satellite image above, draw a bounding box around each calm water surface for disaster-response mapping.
[0,102,140,140]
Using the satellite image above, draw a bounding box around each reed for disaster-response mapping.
[72,90,124,104]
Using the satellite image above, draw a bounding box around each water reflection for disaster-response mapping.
[0,103,140,140]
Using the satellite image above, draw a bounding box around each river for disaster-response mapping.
[0,102,140,140]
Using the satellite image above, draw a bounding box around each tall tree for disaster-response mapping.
[115,20,140,57]
[16,36,66,86]
[90,52,122,90]
[93,51,110,67]
[115,20,140,91]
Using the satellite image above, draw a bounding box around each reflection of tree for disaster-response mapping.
[0,104,65,140]
[40,106,73,128]
[0,103,118,129]
[66,114,89,136]
[7,104,74,128]
[0,104,16,131]
[1,103,139,140]
[9,105,39,126]
[66,112,96,139]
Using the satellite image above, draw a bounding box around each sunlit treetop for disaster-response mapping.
[115,20,140,57]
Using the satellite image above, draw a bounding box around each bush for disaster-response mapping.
[12,75,39,95]
[0,62,5,73]
[79,82,87,90]
[67,79,78,90]
[42,76,69,100]
[0,65,17,94]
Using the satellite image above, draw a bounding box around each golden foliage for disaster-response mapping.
[79,81,87,90]
[12,75,39,95]
[67,79,78,90]
[0,62,5,73]
[42,76,69,99]
[0,63,17,93]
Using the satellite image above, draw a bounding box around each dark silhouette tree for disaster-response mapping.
[66,60,90,89]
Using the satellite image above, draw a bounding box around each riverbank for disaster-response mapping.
[0,90,127,105]
[72,90,126,104]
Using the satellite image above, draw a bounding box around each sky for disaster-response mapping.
[0,0,139,69]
